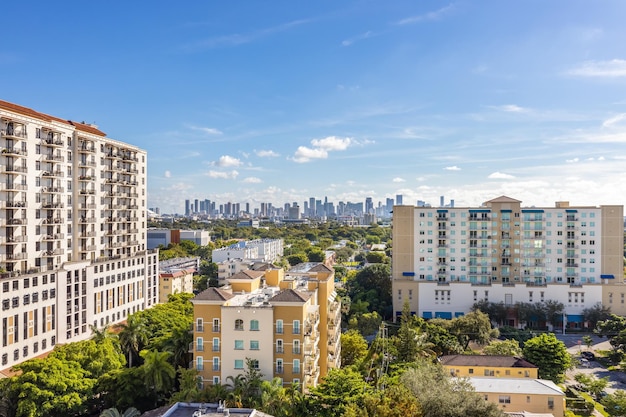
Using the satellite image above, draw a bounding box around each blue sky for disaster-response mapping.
[3,1,626,214]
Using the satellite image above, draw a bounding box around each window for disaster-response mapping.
[484,369,494,376]
[235,319,243,331]
[250,319,259,331]
[548,397,554,409]
[276,339,284,353]
[276,359,284,373]
[293,359,300,373]
[234,359,244,369]
[276,320,283,334]
[235,340,244,350]
[293,340,301,354]
[212,318,220,332]
[213,338,220,352]
[498,396,511,404]
[250,359,259,369]
[293,320,300,334]
[250,340,259,350]
[213,357,220,371]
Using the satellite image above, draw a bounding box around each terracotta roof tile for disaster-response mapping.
[193,287,234,302]
[268,288,310,303]
[308,263,333,273]
[229,270,265,280]
[440,354,537,368]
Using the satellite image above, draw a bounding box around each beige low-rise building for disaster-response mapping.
[190,263,341,391]
[159,268,194,303]
[441,354,538,378]
[468,377,565,417]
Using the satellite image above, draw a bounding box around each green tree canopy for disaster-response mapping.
[482,339,522,356]
[522,333,572,382]
[341,329,369,367]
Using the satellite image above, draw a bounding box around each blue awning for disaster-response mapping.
[422,312,433,319]
[521,209,544,213]
[601,274,615,279]
[435,312,453,319]
[454,312,464,318]
[565,209,578,213]
[402,272,415,276]
[437,209,449,213]
[500,209,512,213]
[469,209,491,213]
[568,314,584,323]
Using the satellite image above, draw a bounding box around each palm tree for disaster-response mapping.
[162,325,192,369]
[99,407,140,417]
[117,316,147,368]
[140,349,176,395]
[90,324,112,343]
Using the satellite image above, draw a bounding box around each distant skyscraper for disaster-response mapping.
[365,197,374,214]
[396,194,403,205]
[185,199,191,216]
[440,196,444,207]
[386,198,394,212]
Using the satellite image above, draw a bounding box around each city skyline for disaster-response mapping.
[3,1,626,213]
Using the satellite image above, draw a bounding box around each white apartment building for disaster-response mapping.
[211,239,283,264]
[392,196,624,327]
[0,100,158,371]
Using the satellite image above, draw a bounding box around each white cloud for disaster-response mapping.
[488,172,515,179]
[342,31,374,47]
[602,113,626,128]
[392,177,406,183]
[215,155,243,167]
[206,170,239,179]
[255,149,280,158]
[397,4,455,25]
[242,177,262,183]
[490,104,530,113]
[310,136,352,151]
[444,166,461,171]
[566,158,580,163]
[290,136,353,163]
[292,146,328,163]
[164,170,171,178]
[187,125,223,135]
[567,59,626,77]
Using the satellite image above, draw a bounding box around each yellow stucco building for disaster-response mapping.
[190,263,341,390]
[441,354,538,378]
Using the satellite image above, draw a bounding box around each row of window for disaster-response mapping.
[197,318,302,334]
[419,211,596,219]
[197,338,302,354]
[2,289,56,310]
[2,274,56,293]
[196,357,302,374]
[0,337,56,365]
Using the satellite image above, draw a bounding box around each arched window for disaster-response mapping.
[235,319,244,331]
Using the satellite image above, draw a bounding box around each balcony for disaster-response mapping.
[79,245,96,252]
[41,234,65,241]
[79,203,97,209]
[4,183,27,191]
[79,189,95,195]
[78,160,96,167]
[42,138,64,147]
[2,165,27,174]
[1,125,27,138]
[3,235,27,244]
[41,186,65,194]
[79,144,96,153]
[41,170,63,178]
[189,342,204,352]
[43,249,64,256]
[78,175,96,182]
[79,217,96,224]
[7,218,27,226]
[1,147,27,156]
[42,217,62,224]
[6,252,27,260]
[4,201,27,208]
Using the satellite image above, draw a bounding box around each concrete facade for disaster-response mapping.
[392,196,625,325]
[0,100,158,371]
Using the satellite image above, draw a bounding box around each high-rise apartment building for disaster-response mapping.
[0,100,158,370]
[392,196,624,327]
[190,263,341,390]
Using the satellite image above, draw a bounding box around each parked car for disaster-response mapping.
[581,351,596,361]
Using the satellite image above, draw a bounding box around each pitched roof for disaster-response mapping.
[193,287,234,302]
[0,100,107,136]
[440,355,537,368]
[228,270,265,280]
[268,289,311,303]
[484,195,522,204]
[468,377,563,396]
[308,263,333,273]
